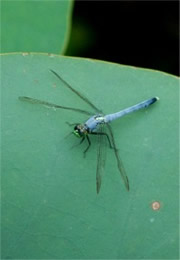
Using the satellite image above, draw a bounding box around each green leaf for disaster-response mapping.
[1,0,73,54]
[1,53,179,259]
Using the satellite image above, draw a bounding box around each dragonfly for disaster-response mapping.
[19,69,159,194]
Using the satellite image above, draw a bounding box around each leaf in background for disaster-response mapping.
[1,0,73,54]
[1,53,179,259]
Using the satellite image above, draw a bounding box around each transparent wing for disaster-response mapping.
[96,124,107,194]
[50,70,102,114]
[106,123,129,191]
[19,96,93,116]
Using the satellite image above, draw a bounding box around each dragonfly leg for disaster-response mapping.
[90,132,114,149]
[80,137,85,144]
[64,131,73,139]
[70,136,85,149]
[83,135,91,157]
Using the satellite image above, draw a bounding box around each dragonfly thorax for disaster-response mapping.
[84,115,105,133]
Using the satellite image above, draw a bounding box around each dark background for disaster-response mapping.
[66,1,179,76]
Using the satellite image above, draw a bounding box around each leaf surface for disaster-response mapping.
[1,53,179,259]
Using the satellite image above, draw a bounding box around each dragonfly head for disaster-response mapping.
[73,124,87,138]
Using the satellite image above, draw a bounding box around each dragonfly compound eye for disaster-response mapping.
[73,129,81,138]
[73,125,83,138]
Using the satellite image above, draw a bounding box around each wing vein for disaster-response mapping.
[96,125,106,194]
[50,69,102,114]
[106,123,129,191]
[19,96,93,116]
